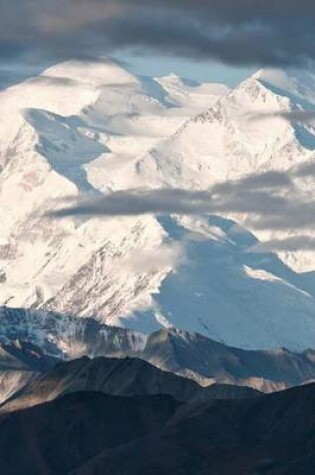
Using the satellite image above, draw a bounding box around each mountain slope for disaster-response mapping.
[115,216,315,350]
[132,68,315,188]
[0,355,259,414]
[0,356,202,413]
[0,340,56,404]
[75,383,315,475]
[0,392,180,475]
[0,384,313,475]
[0,306,147,360]
[142,327,315,391]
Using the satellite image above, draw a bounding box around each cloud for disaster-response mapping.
[47,165,315,254]
[245,202,315,231]
[48,189,217,217]
[2,1,315,66]
[249,110,315,123]
[48,170,294,219]
[113,242,184,274]
[250,235,315,252]
[211,170,294,194]
[293,160,315,177]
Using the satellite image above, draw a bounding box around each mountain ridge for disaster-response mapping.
[0,306,314,395]
[0,383,313,475]
[0,355,260,414]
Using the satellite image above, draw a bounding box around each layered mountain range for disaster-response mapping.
[0,333,313,474]
[0,307,314,401]
[0,355,262,414]
[0,374,313,475]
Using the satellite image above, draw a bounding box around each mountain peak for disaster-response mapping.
[250,67,315,106]
[157,73,199,87]
[42,58,139,87]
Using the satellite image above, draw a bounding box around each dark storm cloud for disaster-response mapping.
[2,0,315,66]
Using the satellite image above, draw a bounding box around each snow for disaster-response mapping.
[43,59,139,87]
[121,70,315,272]
[156,73,229,110]
[115,216,315,351]
[0,306,148,360]
[0,58,315,350]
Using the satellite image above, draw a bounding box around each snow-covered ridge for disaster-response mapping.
[0,306,147,360]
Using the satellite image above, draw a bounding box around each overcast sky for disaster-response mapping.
[2,1,315,72]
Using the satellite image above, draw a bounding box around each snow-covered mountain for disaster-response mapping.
[112,68,315,272]
[1,58,315,350]
[0,306,147,361]
[0,59,224,315]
